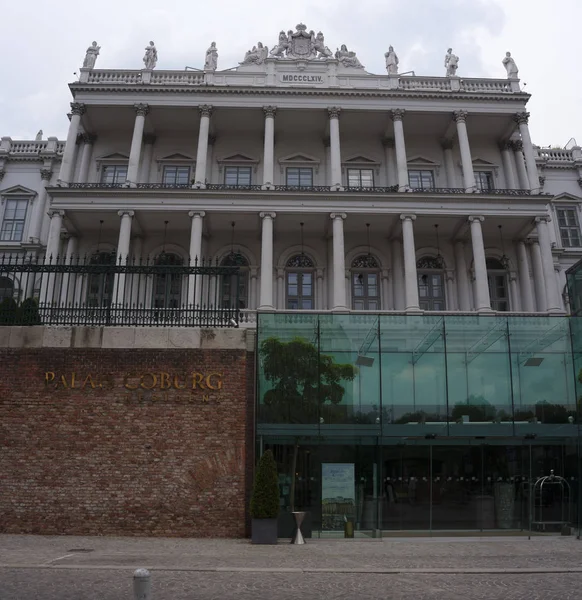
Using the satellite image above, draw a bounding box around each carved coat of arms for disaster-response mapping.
[270,23,332,60]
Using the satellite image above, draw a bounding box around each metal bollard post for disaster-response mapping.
[133,568,152,600]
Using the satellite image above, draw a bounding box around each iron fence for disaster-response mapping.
[0,254,242,328]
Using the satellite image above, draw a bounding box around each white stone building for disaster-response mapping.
[1,25,582,319]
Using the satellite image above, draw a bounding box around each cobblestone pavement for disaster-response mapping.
[1,570,582,600]
[1,535,582,599]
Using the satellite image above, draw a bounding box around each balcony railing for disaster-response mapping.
[60,183,541,196]
[0,254,243,328]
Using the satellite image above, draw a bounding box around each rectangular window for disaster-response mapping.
[162,165,191,185]
[557,207,582,248]
[286,167,313,187]
[347,169,374,188]
[101,165,128,184]
[224,166,252,186]
[408,170,435,190]
[475,171,494,192]
[1,198,28,242]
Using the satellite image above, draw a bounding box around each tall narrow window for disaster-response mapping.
[286,254,315,309]
[475,171,494,192]
[153,253,183,309]
[101,165,128,185]
[408,170,435,190]
[1,198,28,242]
[351,255,380,310]
[417,256,446,311]
[162,165,191,186]
[557,207,582,248]
[347,169,374,188]
[224,166,252,186]
[286,167,313,187]
[220,253,249,309]
[486,258,509,311]
[86,251,116,308]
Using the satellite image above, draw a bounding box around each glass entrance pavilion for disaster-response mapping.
[257,313,582,536]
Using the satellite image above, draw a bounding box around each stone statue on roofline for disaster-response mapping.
[241,42,268,65]
[335,44,364,68]
[385,45,398,74]
[204,42,218,71]
[269,24,334,60]
[143,41,158,70]
[502,51,519,79]
[83,41,100,69]
[444,48,459,77]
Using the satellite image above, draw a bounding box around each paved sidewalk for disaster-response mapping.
[1,535,582,599]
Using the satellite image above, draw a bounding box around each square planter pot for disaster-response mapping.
[251,518,278,544]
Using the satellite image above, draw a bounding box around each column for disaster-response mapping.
[508,271,520,311]
[276,268,285,310]
[454,241,471,311]
[391,109,408,191]
[517,241,535,312]
[400,214,420,311]
[57,103,85,185]
[316,268,324,309]
[262,106,276,189]
[126,104,149,186]
[139,135,156,184]
[250,267,258,310]
[258,212,276,309]
[77,134,96,184]
[328,108,342,190]
[453,111,476,192]
[194,105,212,188]
[500,141,517,190]
[112,211,134,305]
[330,213,347,310]
[60,235,78,306]
[535,216,562,312]
[188,211,205,307]
[381,269,392,310]
[129,235,143,307]
[391,238,405,310]
[28,169,52,244]
[383,139,396,187]
[42,210,65,304]
[529,240,546,311]
[468,216,491,311]
[445,270,457,311]
[515,112,540,194]
[442,140,457,188]
[512,140,530,190]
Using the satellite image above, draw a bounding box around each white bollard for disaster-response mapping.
[133,568,152,600]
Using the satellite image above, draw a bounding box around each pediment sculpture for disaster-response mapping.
[240,42,269,65]
[269,24,333,60]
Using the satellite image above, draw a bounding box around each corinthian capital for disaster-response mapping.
[263,106,277,118]
[453,110,468,123]
[391,109,406,121]
[514,112,530,126]
[134,103,149,117]
[328,107,341,119]
[70,102,86,116]
[199,105,213,118]
[511,140,523,152]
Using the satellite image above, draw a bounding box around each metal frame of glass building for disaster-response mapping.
[257,313,582,536]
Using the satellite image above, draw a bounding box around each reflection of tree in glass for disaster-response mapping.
[260,337,357,424]
[451,395,496,422]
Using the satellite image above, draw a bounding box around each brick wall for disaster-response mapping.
[0,347,254,537]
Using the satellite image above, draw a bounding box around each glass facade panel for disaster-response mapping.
[257,314,582,536]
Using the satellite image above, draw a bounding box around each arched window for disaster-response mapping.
[153,253,183,309]
[486,257,509,311]
[286,254,314,309]
[86,251,116,307]
[220,252,249,309]
[351,255,380,310]
[0,276,15,300]
[417,256,445,311]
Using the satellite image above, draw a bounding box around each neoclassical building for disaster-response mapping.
[2,27,582,537]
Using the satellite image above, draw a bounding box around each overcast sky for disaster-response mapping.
[1,0,579,147]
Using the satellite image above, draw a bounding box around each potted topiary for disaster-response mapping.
[250,449,279,544]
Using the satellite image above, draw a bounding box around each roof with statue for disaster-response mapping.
[73,24,527,98]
